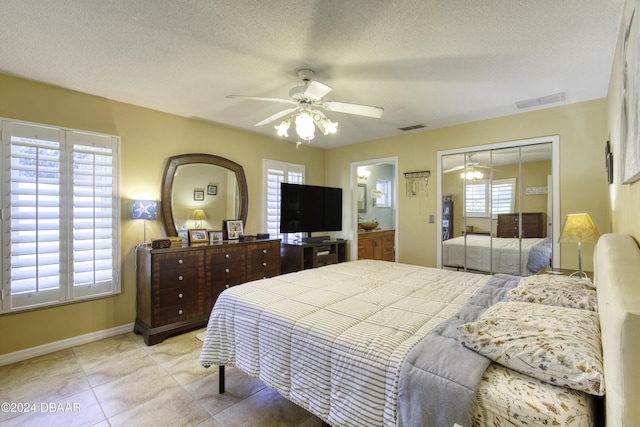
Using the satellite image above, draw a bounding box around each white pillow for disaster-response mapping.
[457,301,604,395]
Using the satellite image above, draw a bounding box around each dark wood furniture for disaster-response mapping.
[496,212,546,238]
[357,230,395,261]
[135,239,280,345]
[280,240,348,274]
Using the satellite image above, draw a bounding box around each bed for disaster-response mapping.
[200,233,640,427]
[441,235,552,275]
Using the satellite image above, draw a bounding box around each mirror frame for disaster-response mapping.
[160,153,248,237]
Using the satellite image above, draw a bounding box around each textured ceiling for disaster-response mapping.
[0,0,623,149]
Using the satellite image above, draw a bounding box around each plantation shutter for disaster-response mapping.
[464,178,515,218]
[1,120,120,313]
[491,179,516,215]
[263,159,304,239]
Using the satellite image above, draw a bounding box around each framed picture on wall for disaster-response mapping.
[207,184,218,195]
[194,189,205,201]
[619,3,640,184]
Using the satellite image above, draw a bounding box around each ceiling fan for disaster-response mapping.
[227,69,384,145]
[443,154,500,179]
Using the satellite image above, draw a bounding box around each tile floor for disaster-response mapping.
[0,328,323,427]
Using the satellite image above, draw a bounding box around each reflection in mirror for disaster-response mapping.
[160,154,248,237]
[357,184,367,213]
[440,142,553,276]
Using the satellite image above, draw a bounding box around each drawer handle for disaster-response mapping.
[225,254,230,259]
[262,249,267,254]
[178,293,183,299]
[262,262,267,267]
[178,309,183,315]
[225,284,230,289]
[225,268,230,273]
[178,275,184,281]
[178,259,183,264]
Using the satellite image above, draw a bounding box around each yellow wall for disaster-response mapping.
[325,100,611,268]
[607,0,640,241]
[0,72,612,355]
[0,74,327,354]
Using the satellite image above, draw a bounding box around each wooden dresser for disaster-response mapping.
[496,213,546,238]
[135,239,280,345]
[358,230,395,261]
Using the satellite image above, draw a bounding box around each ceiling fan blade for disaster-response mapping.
[443,165,465,173]
[322,101,384,118]
[254,107,299,126]
[227,95,295,105]
[304,81,332,100]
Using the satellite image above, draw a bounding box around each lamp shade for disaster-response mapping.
[132,200,158,220]
[559,213,600,243]
[191,209,207,221]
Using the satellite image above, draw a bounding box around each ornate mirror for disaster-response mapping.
[160,153,248,236]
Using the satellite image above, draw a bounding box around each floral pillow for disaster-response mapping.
[507,275,598,312]
[457,301,604,395]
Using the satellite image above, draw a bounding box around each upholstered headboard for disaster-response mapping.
[594,233,640,427]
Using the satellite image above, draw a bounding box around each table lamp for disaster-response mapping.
[132,200,158,243]
[191,209,207,228]
[558,213,600,279]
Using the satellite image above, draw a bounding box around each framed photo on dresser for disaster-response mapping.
[223,220,243,240]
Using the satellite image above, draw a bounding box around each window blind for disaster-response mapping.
[1,120,120,313]
[263,160,304,240]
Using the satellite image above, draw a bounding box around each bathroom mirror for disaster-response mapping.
[160,154,248,237]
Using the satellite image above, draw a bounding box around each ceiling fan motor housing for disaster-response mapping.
[289,85,312,102]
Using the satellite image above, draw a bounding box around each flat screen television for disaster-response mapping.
[280,183,343,235]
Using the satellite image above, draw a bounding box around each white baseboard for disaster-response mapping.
[0,322,135,367]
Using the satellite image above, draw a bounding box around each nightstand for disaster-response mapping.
[537,267,593,281]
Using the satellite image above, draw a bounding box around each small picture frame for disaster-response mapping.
[207,184,218,196]
[208,230,223,244]
[178,229,188,245]
[605,140,614,184]
[194,189,205,201]
[223,219,244,240]
[188,228,208,244]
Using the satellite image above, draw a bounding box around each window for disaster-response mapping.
[374,179,392,207]
[464,178,516,218]
[1,119,120,313]
[263,159,304,240]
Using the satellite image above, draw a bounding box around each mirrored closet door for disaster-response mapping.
[437,137,558,276]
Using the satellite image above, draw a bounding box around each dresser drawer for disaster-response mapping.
[156,302,204,326]
[208,246,246,264]
[209,261,244,284]
[155,267,202,289]
[153,250,203,271]
[158,285,201,306]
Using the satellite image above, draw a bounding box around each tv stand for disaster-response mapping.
[302,235,330,243]
[281,240,347,274]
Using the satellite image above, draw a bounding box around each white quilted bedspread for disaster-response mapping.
[199,260,490,427]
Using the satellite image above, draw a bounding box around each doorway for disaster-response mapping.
[350,157,398,261]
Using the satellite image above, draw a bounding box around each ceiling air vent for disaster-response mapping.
[398,124,426,132]
[515,92,566,109]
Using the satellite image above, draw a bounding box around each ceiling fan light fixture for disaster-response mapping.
[323,120,338,135]
[274,120,290,137]
[295,112,315,141]
[461,170,484,180]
